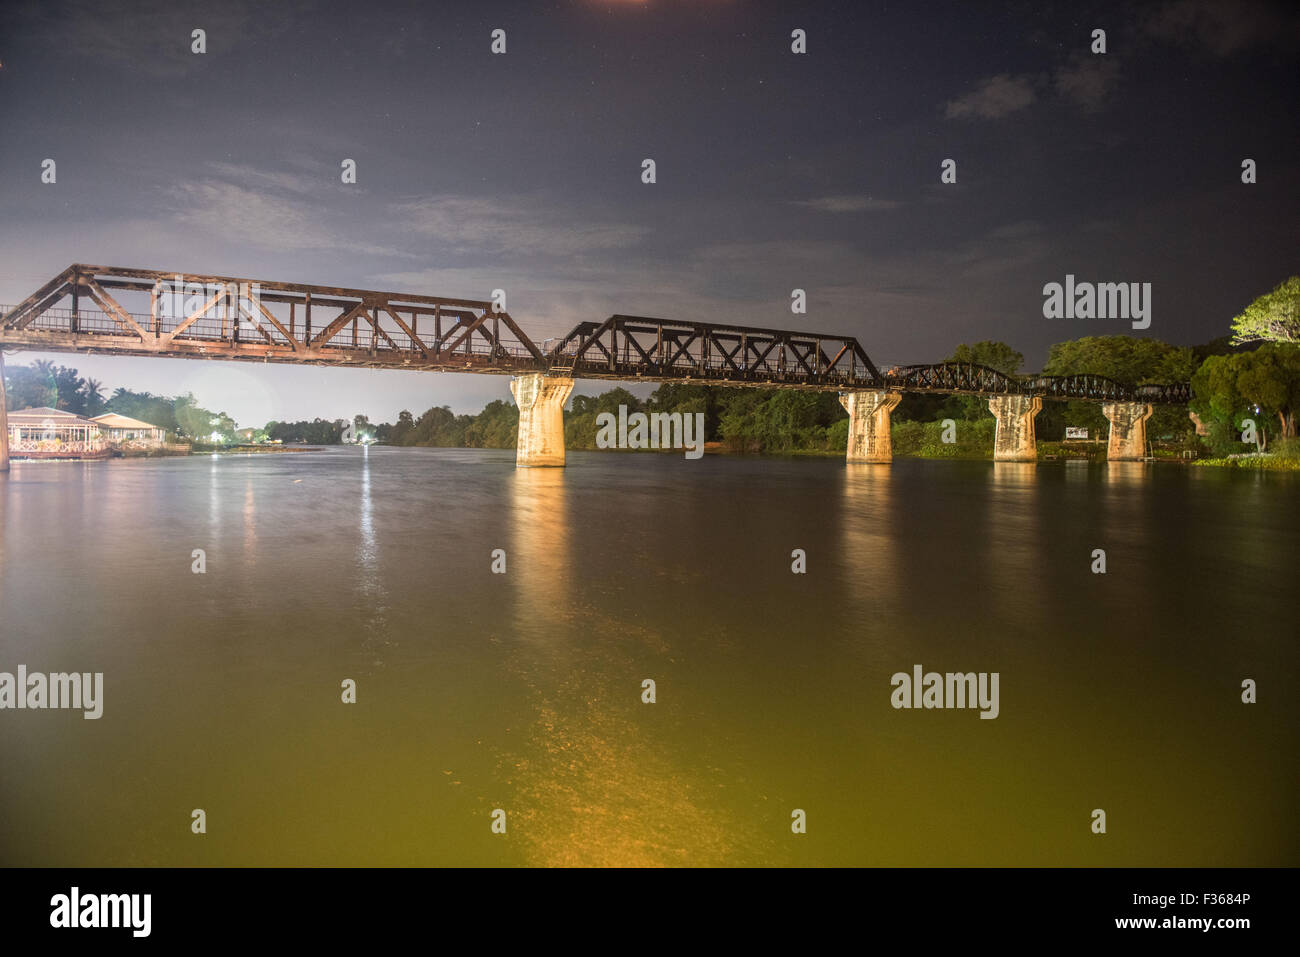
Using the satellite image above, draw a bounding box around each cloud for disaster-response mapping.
[392,196,649,257]
[791,195,903,213]
[946,222,1051,279]
[1053,54,1121,112]
[201,163,323,197]
[156,165,648,266]
[1141,0,1300,57]
[164,173,410,258]
[944,74,1036,120]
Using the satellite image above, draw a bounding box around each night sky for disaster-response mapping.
[1,0,1297,426]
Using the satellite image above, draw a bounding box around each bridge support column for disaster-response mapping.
[0,351,9,473]
[839,390,901,463]
[511,372,574,468]
[988,395,1041,462]
[1103,401,1154,461]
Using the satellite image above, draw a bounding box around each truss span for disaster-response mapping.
[0,266,1191,403]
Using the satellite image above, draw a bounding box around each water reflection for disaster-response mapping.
[1104,461,1149,487]
[242,480,257,560]
[208,454,220,542]
[985,462,1044,628]
[500,466,736,866]
[355,448,390,667]
[839,464,900,613]
[1099,461,1152,608]
[508,467,571,637]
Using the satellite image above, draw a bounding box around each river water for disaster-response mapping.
[0,448,1295,866]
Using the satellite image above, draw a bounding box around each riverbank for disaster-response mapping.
[1193,454,1300,470]
[188,444,322,455]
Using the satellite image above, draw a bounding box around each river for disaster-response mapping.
[0,449,1295,866]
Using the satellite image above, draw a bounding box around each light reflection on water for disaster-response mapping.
[0,450,1295,866]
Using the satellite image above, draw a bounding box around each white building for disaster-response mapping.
[6,407,107,459]
[91,412,167,448]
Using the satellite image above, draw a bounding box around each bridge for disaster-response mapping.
[0,265,1191,469]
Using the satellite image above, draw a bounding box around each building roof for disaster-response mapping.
[92,412,162,430]
[7,407,101,427]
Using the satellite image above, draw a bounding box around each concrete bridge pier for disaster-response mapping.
[510,372,574,468]
[988,395,1042,462]
[1103,401,1154,461]
[839,390,901,463]
[0,350,9,473]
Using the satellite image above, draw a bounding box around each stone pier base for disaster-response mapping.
[988,395,1042,462]
[1103,401,1154,461]
[839,390,901,463]
[510,373,574,468]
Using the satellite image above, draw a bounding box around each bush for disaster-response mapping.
[890,418,994,458]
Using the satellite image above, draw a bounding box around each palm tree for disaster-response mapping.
[84,378,105,415]
[30,360,57,408]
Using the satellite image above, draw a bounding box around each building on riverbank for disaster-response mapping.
[91,412,167,449]
[5,407,109,459]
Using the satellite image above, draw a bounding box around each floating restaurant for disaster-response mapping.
[4,407,109,460]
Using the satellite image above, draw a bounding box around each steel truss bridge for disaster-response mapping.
[0,266,1191,404]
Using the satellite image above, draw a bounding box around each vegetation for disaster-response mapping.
[1193,438,1300,470]
[1040,335,1198,441]
[1,362,236,442]
[892,419,997,459]
[1190,344,1300,453]
[1229,276,1300,346]
[2,360,108,417]
[265,418,350,445]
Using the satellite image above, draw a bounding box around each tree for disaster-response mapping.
[717,389,841,453]
[1,362,56,409]
[939,341,1025,422]
[1230,277,1300,345]
[1044,335,1198,440]
[83,378,106,416]
[1236,346,1300,438]
[947,341,1024,376]
[1043,335,1193,384]
[51,365,87,413]
[1191,344,1300,448]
